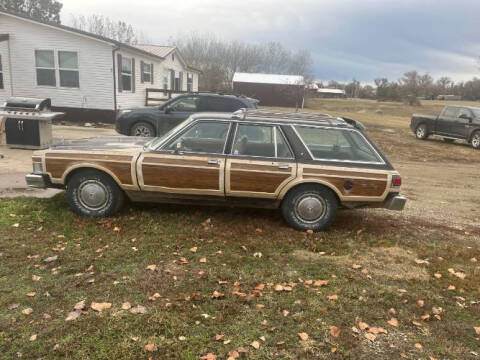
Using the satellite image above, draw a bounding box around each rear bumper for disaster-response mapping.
[382,194,407,211]
[25,173,49,189]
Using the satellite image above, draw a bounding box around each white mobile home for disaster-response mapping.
[0,9,200,123]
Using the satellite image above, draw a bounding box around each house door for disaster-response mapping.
[138,120,231,196]
[226,123,297,199]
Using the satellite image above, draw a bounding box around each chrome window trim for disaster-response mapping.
[229,123,295,160]
[292,125,386,165]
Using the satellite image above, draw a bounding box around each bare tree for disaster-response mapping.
[69,14,150,45]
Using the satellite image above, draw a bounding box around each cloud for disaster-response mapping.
[60,0,480,82]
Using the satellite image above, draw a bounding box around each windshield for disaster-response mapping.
[147,117,194,151]
[471,108,480,118]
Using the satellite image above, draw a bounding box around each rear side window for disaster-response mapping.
[204,97,235,112]
[232,124,293,158]
[294,126,383,163]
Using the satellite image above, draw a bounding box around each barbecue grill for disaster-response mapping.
[0,97,64,149]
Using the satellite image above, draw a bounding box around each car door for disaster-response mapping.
[137,120,231,197]
[451,108,472,138]
[161,95,200,130]
[436,107,458,134]
[226,123,297,199]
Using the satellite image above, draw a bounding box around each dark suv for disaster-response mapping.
[116,93,258,137]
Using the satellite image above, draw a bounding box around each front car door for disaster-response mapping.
[226,123,297,199]
[138,120,231,197]
[451,107,473,138]
[161,96,200,131]
[436,106,458,134]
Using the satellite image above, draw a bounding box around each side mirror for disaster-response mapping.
[164,106,172,114]
[174,140,183,154]
[459,114,472,121]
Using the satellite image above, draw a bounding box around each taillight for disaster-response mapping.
[391,175,402,187]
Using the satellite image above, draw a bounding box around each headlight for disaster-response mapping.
[33,161,43,174]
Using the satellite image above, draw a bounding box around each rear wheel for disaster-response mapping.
[66,169,124,217]
[415,124,428,140]
[130,121,155,137]
[281,185,338,231]
[471,131,480,149]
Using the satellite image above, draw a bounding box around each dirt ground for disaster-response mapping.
[1,101,479,231]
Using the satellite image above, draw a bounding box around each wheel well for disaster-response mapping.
[130,119,156,136]
[65,167,121,188]
[468,129,480,142]
[281,182,341,205]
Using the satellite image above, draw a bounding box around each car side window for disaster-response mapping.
[203,97,234,112]
[294,126,383,163]
[165,121,230,154]
[231,124,293,158]
[169,96,199,112]
[457,108,471,118]
[443,107,458,117]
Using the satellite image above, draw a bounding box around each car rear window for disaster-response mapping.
[294,126,383,163]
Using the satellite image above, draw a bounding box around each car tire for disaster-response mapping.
[66,169,124,217]
[471,131,480,149]
[415,124,428,140]
[281,184,338,231]
[130,121,155,137]
[443,138,455,143]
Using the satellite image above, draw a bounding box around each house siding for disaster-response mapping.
[0,39,12,98]
[0,13,115,111]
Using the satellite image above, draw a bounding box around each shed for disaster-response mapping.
[232,72,305,108]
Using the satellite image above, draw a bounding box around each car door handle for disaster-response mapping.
[278,165,290,169]
[207,159,218,165]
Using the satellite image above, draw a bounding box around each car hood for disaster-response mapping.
[50,136,151,151]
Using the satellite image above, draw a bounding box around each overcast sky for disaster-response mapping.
[61,0,480,83]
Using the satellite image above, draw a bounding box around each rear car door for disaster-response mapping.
[451,107,472,138]
[226,123,297,199]
[138,120,231,197]
[436,107,458,134]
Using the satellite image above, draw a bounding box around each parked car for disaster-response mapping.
[411,105,480,149]
[26,109,406,231]
[115,93,258,137]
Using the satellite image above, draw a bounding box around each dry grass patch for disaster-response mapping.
[293,246,430,281]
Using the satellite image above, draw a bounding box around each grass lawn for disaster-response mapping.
[0,195,479,359]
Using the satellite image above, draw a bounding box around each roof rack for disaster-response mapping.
[232,108,337,126]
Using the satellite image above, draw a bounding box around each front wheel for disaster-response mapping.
[281,185,338,231]
[415,124,428,140]
[66,169,124,217]
[471,131,480,149]
[130,121,155,137]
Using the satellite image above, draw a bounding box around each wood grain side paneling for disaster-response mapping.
[303,175,387,196]
[230,171,291,193]
[142,157,216,167]
[142,165,219,189]
[45,153,133,162]
[45,158,133,185]
[302,167,388,180]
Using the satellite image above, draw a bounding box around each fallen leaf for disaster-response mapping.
[365,333,376,341]
[298,332,309,341]
[31,275,41,281]
[200,354,216,360]
[26,292,36,297]
[330,326,341,338]
[274,284,284,291]
[447,285,456,291]
[369,327,387,334]
[189,247,197,253]
[251,340,260,349]
[22,308,33,315]
[90,302,112,312]
[313,280,328,287]
[388,318,399,327]
[178,336,186,341]
[253,252,262,258]
[146,264,158,271]
[328,294,338,301]
[474,326,480,335]
[227,350,240,359]
[256,304,265,309]
[352,264,362,269]
[282,310,289,317]
[417,300,425,307]
[211,291,224,299]
[144,343,157,352]
[434,273,442,279]
[130,305,147,314]
[389,308,397,315]
[421,313,430,321]
[331,347,337,353]
[255,228,263,233]
[255,283,265,290]
[7,303,19,310]
[414,343,423,350]
[432,307,443,315]
[122,302,132,310]
[74,300,86,310]
[65,310,81,321]
[44,255,58,263]
[199,257,207,263]
[215,334,223,341]
[29,334,37,341]
[113,226,120,232]
[358,322,369,330]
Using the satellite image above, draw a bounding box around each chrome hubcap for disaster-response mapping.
[416,127,425,138]
[295,195,326,222]
[473,135,480,148]
[78,180,109,210]
[134,125,152,137]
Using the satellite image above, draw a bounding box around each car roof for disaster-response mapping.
[189,109,363,130]
[176,92,258,104]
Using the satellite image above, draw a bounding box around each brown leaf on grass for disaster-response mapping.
[74,300,86,310]
[113,226,120,232]
[474,326,480,335]
[358,322,369,330]
[387,318,399,327]
[122,302,132,310]
[233,281,241,287]
[432,307,444,315]
[389,308,397,315]
[369,327,387,334]
[471,257,478,263]
[26,292,36,297]
[414,343,423,350]
[274,284,284,291]
[146,264,158,271]
[298,332,309,341]
[178,257,188,264]
[365,333,376,341]
[352,264,362,269]
[65,310,81,321]
[32,275,41,281]
[421,314,431,321]
[327,294,338,301]
[200,354,216,360]
[330,326,341,338]
[22,308,33,315]
[313,280,328,287]
[189,247,198,253]
[448,268,466,279]
[148,293,161,301]
[331,347,337,353]
[90,302,112,312]
[255,228,263,233]
[227,350,240,359]
[215,334,223,341]
[282,310,289,317]
[144,343,157,352]
[417,300,425,307]
[412,320,422,327]
[251,340,260,349]
[255,283,265,290]
[7,303,19,310]
[434,273,442,279]
[447,285,456,291]
[211,291,224,299]
[29,334,37,341]
[130,305,147,314]
[199,257,207,263]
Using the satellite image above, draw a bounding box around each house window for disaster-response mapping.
[35,50,56,86]
[163,72,168,94]
[58,51,79,88]
[187,73,193,92]
[121,57,133,91]
[141,62,152,83]
[0,55,3,89]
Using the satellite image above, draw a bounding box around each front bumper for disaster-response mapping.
[383,194,407,211]
[25,173,48,189]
